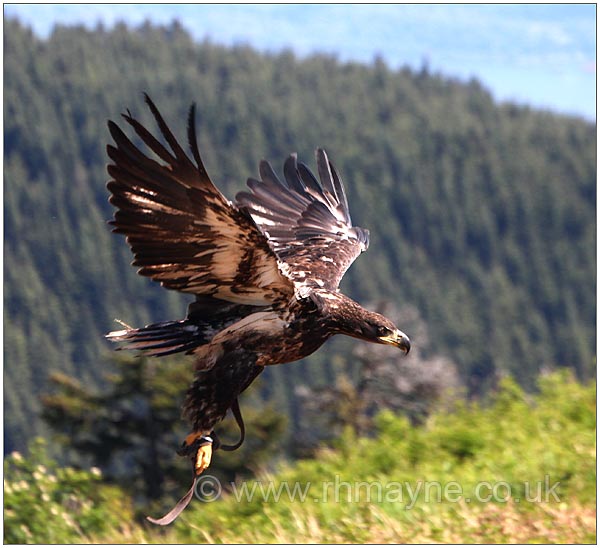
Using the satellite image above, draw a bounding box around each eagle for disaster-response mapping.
[106,95,410,524]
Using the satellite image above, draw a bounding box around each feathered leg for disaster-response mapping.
[179,346,263,469]
[147,346,263,525]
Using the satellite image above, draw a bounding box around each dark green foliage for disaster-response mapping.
[41,355,192,503]
[40,354,286,509]
[4,18,596,453]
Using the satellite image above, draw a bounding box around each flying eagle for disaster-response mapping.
[106,95,410,524]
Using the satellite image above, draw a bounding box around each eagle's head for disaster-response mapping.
[321,293,411,354]
[355,310,411,355]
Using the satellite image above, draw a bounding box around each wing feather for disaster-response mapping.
[107,96,294,306]
[236,149,369,290]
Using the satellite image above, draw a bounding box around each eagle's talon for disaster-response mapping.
[195,443,212,475]
[178,432,214,475]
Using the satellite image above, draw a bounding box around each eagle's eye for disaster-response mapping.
[376,325,390,337]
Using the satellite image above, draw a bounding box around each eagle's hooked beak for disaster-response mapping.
[378,329,411,355]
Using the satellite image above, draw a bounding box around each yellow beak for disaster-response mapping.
[378,330,411,354]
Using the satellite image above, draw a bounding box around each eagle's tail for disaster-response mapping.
[106,320,206,357]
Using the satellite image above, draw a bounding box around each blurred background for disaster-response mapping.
[3,4,596,543]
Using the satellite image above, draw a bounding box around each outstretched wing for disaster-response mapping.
[107,95,294,306]
[236,150,369,291]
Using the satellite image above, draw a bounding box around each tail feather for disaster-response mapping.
[106,320,208,357]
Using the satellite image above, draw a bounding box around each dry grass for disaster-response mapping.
[93,498,596,544]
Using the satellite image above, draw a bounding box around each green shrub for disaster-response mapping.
[4,438,133,544]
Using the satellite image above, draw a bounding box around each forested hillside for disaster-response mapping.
[4,18,596,453]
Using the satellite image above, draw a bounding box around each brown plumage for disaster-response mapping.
[106,94,410,524]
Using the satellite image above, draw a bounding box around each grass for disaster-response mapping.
[114,499,594,544]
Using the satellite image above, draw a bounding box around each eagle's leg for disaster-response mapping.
[178,432,214,475]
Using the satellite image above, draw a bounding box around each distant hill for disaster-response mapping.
[4,18,596,452]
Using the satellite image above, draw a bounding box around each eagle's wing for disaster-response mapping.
[107,95,294,306]
[235,150,369,291]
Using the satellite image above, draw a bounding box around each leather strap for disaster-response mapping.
[146,470,199,526]
[218,398,245,451]
[147,398,246,525]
